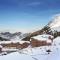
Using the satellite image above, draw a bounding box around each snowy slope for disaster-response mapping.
[49,15,60,31]
[0,52,34,60]
[18,37,60,60]
[49,16,60,28]
[0,37,60,60]
[0,45,60,60]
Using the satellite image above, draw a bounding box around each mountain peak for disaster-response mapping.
[49,15,60,28]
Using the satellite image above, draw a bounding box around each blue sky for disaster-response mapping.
[0,0,60,32]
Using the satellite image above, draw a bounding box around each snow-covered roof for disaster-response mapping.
[49,15,60,28]
[31,34,53,41]
[0,41,30,44]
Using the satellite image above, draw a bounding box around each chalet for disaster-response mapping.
[30,34,54,47]
[0,34,54,52]
[0,41,30,49]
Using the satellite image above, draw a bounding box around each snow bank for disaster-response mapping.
[0,52,34,60]
[2,48,18,52]
[53,37,60,46]
[0,41,30,44]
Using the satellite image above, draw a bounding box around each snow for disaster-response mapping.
[0,32,29,41]
[10,36,21,41]
[0,45,3,48]
[0,46,50,60]
[32,34,53,40]
[0,52,34,60]
[0,36,60,60]
[0,41,30,44]
[31,34,53,43]
[2,48,18,52]
[49,15,60,28]
[0,44,59,60]
[53,37,60,47]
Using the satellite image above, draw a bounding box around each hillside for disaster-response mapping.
[23,15,60,41]
[0,37,60,60]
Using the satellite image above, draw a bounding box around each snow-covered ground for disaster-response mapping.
[0,52,34,60]
[0,45,60,60]
[0,36,60,60]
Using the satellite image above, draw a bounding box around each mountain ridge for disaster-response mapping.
[22,15,60,41]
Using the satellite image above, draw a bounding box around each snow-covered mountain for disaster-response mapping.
[23,15,60,41]
[0,15,60,60]
[48,15,60,32]
[0,32,30,41]
[0,32,21,39]
[1,15,60,41]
